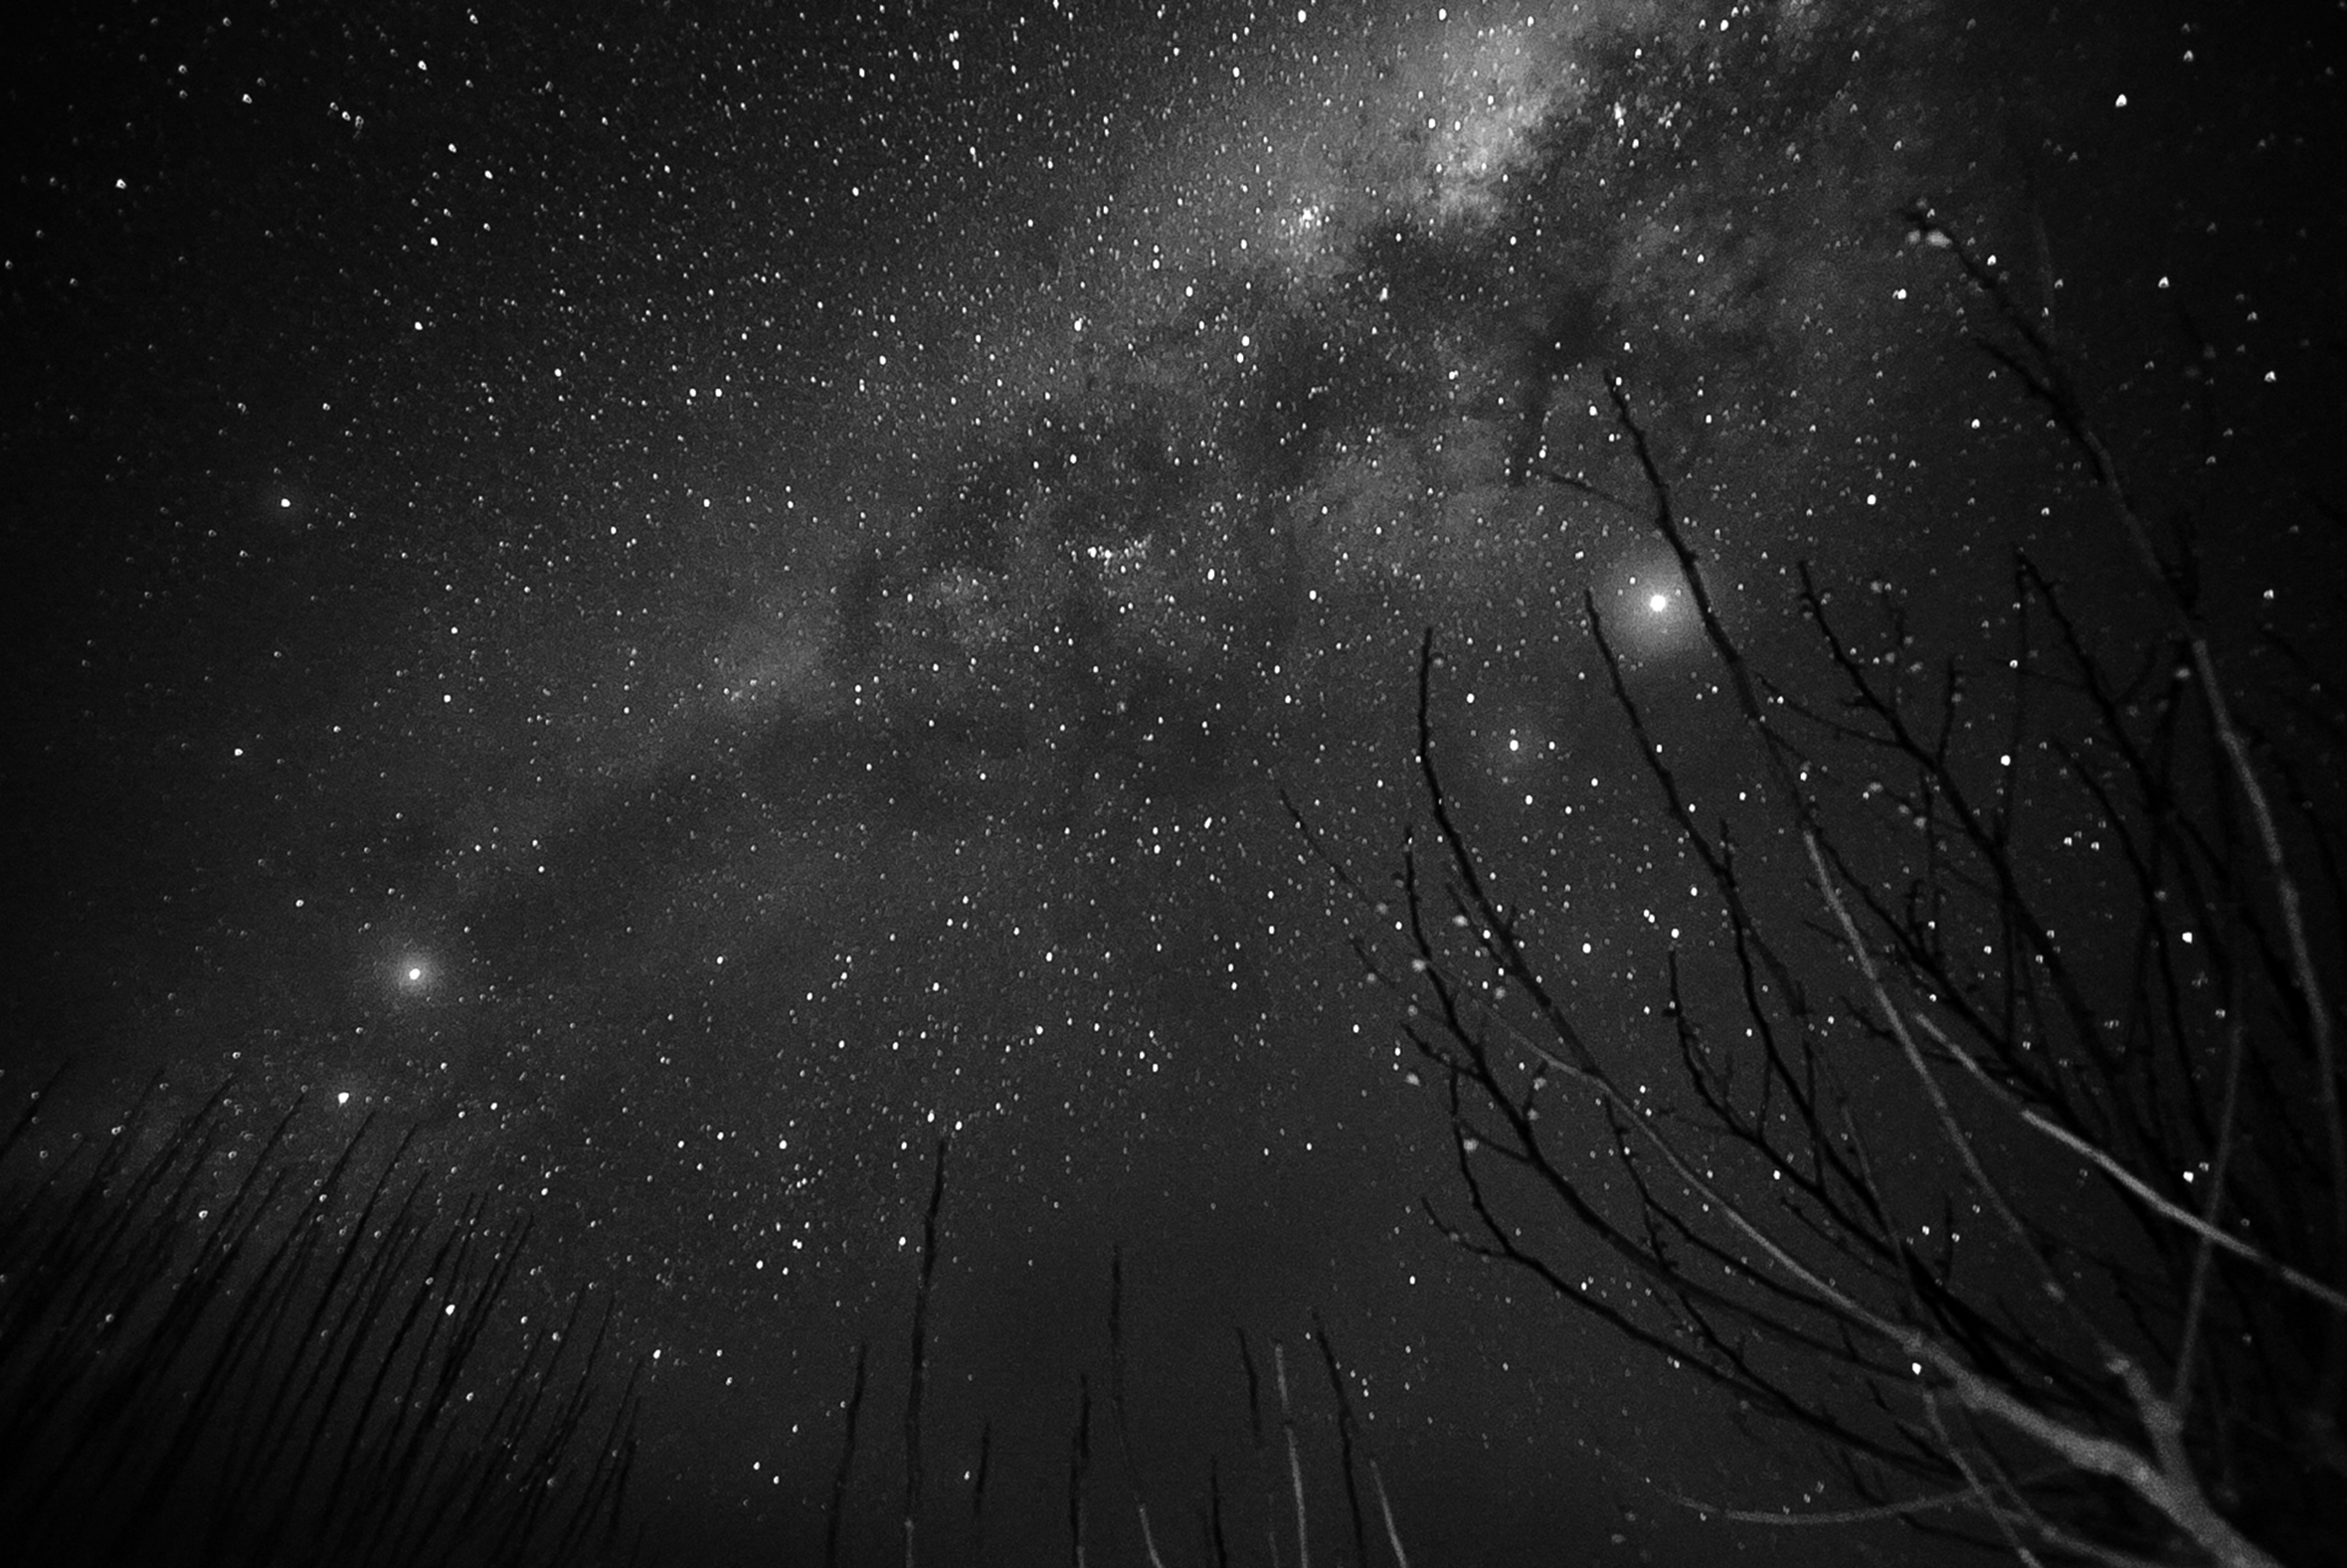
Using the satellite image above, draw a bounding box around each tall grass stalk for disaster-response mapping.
[0,1079,646,1568]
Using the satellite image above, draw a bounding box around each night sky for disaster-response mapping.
[7,1,2339,1562]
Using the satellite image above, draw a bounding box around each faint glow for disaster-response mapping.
[1419,22,1558,223]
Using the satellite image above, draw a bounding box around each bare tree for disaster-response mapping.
[1292,215,2345,1566]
